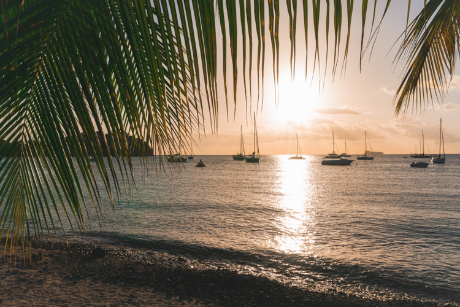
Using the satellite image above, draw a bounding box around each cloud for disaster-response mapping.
[433,103,460,110]
[378,87,396,95]
[313,107,362,115]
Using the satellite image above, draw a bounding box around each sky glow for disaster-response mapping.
[193,1,460,155]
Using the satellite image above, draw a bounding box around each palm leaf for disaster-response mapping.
[394,0,460,114]
[0,0,203,249]
[2,0,458,250]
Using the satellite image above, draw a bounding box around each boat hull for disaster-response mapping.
[245,157,260,163]
[322,159,353,165]
[288,156,305,160]
[410,162,429,168]
[431,157,445,163]
[233,155,245,161]
[188,156,194,159]
[410,154,431,158]
[167,155,187,162]
[357,156,374,160]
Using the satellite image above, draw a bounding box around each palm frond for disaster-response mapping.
[2,0,458,249]
[394,0,460,114]
[0,0,204,247]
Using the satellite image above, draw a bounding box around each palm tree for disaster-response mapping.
[1,1,458,247]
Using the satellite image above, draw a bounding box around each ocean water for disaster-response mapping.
[82,155,459,304]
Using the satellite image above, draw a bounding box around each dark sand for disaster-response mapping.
[0,240,449,306]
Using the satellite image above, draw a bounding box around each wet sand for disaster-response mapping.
[0,240,446,306]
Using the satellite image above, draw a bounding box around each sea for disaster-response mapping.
[76,155,459,304]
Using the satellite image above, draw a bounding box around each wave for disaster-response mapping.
[83,231,460,305]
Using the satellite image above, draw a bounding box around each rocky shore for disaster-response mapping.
[0,239,449,306]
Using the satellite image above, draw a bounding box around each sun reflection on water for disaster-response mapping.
[272,156,316,254]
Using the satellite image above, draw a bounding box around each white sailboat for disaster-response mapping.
[432,119,446,163]
[245,114,260,163]
[357,131,374,160]
[323,131,340,159]
[322,131,353,165]
[340,140,351,157]
[410,130,431,158]
[289,134,305,159]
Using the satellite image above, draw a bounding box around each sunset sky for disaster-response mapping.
[193,1,460,155]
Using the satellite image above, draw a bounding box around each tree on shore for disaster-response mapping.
[1,1,459,247]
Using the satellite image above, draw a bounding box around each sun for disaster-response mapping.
[273,75,321,121]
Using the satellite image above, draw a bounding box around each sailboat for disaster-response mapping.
[233,125,245,161]
[167,153,187,162]
[322,131,353,165]
[289,134,305,159]
[357,131,374,160]
[188,142,194,159]
[340,140,351,158]
[431,119,446,163]
[323,131,340,159]
[410,130,431,158]
[168,140,187,162]
[245,114,260,163]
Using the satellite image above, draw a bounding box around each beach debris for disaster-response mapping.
[91,247,106,259]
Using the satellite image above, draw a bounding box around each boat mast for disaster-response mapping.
[299,136,302,156]
[365,131,367,156]
[442,131,445,158]
[242,127,245,155]
[253,114,256,156]
[240,125,243,154]
[332,131,335,154]
[296,134,299,156]
[422,130,425,155]
[439,119,442,156]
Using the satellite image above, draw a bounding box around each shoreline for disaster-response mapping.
[0,239,449,306]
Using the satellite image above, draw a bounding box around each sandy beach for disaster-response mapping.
[0,239,448,306]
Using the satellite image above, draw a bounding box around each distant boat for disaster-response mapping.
[410,130,431,158]
[432,119,445,163]
[322,158,354,165]
[340,140,351,158]
[411,161,429,168]
[357,131,374,160]
[188,142,194,159]
[289,134,305,159]
[322,131,353,165]
[233,125,245,161]
[167,154,187,162]
[245,114,260,163]
[323,131,341,159]
[196,159,206,167]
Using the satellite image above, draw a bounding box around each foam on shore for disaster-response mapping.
[0,239,446,306]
